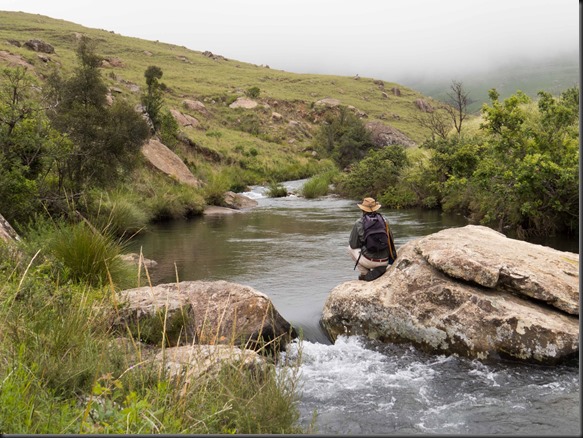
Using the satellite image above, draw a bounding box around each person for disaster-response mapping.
[348,197,397,281]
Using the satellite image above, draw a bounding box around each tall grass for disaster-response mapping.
[0,231,308,434]
[300,168,340,199]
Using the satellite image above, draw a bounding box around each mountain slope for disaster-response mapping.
[0,10,441,148]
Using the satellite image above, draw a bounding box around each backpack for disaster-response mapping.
[362,213,389,253]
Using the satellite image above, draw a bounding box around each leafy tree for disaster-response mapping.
[0,67,70,225]
[0,67,45,177]
[316,106,374,169]
[141,65,164,131]
[46,37,149,192]
[472,88,579,235]
[336,145,408,200]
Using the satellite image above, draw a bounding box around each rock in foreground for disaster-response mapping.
[321,225,579,364]
[116,280,296,353]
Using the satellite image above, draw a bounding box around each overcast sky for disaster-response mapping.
[0,0,578,82]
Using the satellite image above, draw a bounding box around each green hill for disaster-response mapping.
[0,10,439,156]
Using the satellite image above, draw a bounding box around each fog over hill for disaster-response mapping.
[0,0,578,100]
[399,51,580,113]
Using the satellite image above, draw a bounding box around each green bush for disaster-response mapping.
[300,168,339,199]
[336,145,408,200]
[266,182,288,198]
[90,191,149,237]
[315,106,374,168]
[246,86,260,98]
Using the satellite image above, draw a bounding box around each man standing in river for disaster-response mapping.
[348,197,397,281]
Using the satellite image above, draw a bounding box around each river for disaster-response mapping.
[127,180,580,435]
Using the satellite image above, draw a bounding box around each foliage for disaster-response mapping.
[388,87,579,236]
[336,145,409,200]
[0,236,306,434]
[246,86,261,98]
[45,36,150,192]
[46,220,134,288]
[0,67,69,226]
[267,182,288,198]
[141,65,164,132]
[315,106,375,169]
[300,168,339,199]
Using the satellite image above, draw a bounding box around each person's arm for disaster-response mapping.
[349,220,362,249]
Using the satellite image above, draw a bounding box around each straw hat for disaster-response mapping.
[357,197,381,212]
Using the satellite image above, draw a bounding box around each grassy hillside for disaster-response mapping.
[0,10,440,165]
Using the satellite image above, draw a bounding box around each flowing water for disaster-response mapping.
[128,180,580,435]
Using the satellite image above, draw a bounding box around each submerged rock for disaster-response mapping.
[321,225,579,364]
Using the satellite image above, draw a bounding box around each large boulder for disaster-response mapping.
[222,191,258,210]
[23,39,54,54]
[115,280,297,353]
[365,121,416,148]
[321,225,579,364]
[169,109,199,127]
[141,138,201,187]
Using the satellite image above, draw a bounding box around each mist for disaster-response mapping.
[0,0,578,84]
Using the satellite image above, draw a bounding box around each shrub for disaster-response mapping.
[246,86,260,98]
[336,145,408,200]
[266,182,288,198]
[300,168,339,199]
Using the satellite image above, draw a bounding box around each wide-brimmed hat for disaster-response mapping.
[357,197,381,212]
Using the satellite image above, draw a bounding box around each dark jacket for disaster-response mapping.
[349,213,392,260]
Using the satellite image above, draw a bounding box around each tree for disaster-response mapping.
[336,145,408,200]
[47,37,149,192]
[141,65,164,132]
[444,80,471,135]
[0,67,71,224]
[413,107,452,141]
[316,106,374,169]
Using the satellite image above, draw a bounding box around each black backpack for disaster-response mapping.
[362,213,389,253]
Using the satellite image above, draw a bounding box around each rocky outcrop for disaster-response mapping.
[315,98,342,108]
[115,280,296,353]
[182,99,209,115]
[169,109,199,127]
[365,121,416,148]
[202,51,228,61]
[23,39,54,54]
[0,50,34,69]
[415,98,434,112]
[229,97,257,109]
[118,253,158,269]
[141,138,201,187]
[321,225,579,364]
